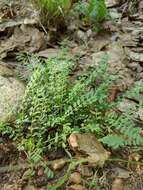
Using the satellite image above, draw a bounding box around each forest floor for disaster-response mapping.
[0,0,143,189]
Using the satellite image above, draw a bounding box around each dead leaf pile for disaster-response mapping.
[0,25,46,59]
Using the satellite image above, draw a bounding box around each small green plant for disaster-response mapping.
[15,55,114,154]
[74,0,107,29]
[33,0,71,16]
[32,0,71,28]
[0,122,12,136]
[32,0,107,31]
[16,53,43,82]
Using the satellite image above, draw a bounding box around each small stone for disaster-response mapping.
[37,167,44,176]
[113,167,131,179]
[0,65,25,122]
[109,9,121,20]
[129,153,141,162]
[77,165,93,177]
[112,178,124,190]
[68,184,86,190]
[68,172,82,184]
[86,29,92,38]
[34,175,48,187]
[50,158,67,171]
[76,30,87,42]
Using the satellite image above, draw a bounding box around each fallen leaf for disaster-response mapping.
[0,25,46,59]
[68,133,110,167]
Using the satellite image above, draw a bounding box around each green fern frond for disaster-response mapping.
[100,135,126,149]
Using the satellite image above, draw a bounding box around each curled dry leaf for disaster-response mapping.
[68,133,110,167]
[0,25,46,59]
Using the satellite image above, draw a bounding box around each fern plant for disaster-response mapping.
[14,55,115,153]
[2,53,143,156]
[74,0,107,29]
[101,82,143,149]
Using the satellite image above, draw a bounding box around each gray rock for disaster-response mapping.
[0,65,25,122]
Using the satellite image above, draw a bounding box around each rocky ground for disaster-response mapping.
[0,0,143,189]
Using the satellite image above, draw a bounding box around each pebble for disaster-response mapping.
[77,165,93,177]
[112,178,124,190]
[68,172,82,184]
[50,158,67,171]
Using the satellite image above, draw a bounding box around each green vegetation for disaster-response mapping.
[74,0,107,28]
[32,0,71,23]
[15,55,114,153]
[101,82,143,148]
[32,0,107,30]
[35,0,71,15]
[1,53,142,157]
